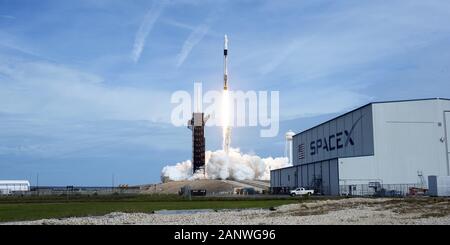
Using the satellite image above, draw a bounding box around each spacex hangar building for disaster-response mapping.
[270,98,450,195]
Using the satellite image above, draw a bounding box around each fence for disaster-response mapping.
[270,183,424,196]
[339,183,423,197]
[270,187,295,195]
[1,186,142,196]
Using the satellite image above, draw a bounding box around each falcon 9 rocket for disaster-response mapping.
[222,35,231,154]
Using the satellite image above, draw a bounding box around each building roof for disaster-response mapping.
[294,98,450,137]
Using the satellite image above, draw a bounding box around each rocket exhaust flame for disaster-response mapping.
[222,90,231,154]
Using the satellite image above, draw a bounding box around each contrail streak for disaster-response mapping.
[175,11,219,68]
[176,23,210,67]
[131,0,168,63]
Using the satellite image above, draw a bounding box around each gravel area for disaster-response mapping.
[4,198,450,225]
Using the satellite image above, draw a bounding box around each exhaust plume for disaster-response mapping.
[161,148,291,182]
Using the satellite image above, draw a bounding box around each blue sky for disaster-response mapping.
[1,0,450,186]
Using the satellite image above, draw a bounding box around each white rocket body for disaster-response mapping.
[223,35,228,90]
[222,35,232,154]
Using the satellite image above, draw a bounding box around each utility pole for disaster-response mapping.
[36,173,39,196]
[112,173,115,193]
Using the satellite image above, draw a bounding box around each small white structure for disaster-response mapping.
[428,176,450,196]
[0,180,30,195]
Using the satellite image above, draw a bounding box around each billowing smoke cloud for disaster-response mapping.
[161,148,291,182]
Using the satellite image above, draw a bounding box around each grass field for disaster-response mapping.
[0,195,300,222]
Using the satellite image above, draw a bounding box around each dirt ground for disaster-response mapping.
[6,197,450,225]
[273,197,450,220]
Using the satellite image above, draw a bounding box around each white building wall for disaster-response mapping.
[338,156,380,185]
[339,99,450,185]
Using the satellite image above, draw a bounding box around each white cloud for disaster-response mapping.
[244,1,450,82]
[0,53,189,158]
[0,15,15,19]
[280,86,372,121]
[0,56,172,122]
[0,114,189,158]
[176,24,210,67]
[0,31,40,57]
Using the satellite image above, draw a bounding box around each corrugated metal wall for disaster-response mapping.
[293,104,374,165]
[445,111,450,174]
[271,104,374,195]
[270,159,339,195]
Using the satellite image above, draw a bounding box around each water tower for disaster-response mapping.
[285,130,295,164]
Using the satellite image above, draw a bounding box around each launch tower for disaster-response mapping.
[188,113,208,174]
